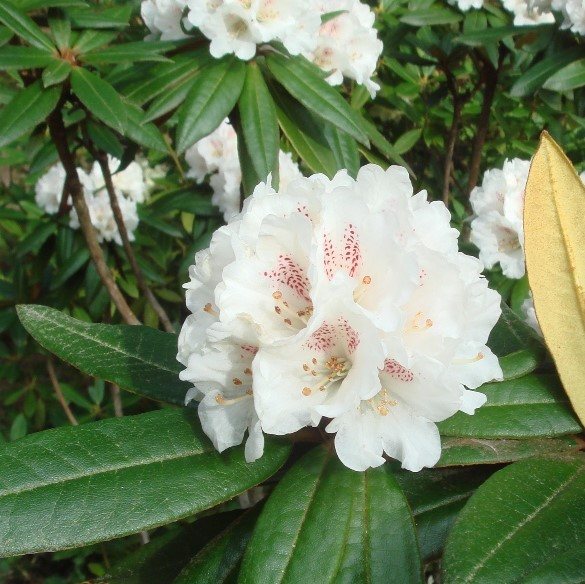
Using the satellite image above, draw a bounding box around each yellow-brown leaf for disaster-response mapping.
[524,131,585,426]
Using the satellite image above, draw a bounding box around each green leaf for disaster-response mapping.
[0,46,54,69]
[511,47,583,97]
[266,54,369,146]
[394,128,422,155]
[0,81,61,148]
[72,30,117,53]
[66,5,133,29]
[86,119,123,159]
[323,123,360,177]
[395,467,494,561]
[0,408,290,557]
[273,89,337,177]
[70,67,127,133]
[438,436,580,467]
[237,126,262,198]
[174,509,259,584]
[455,24,547,46]
[488,302,544,358]
[82,42,172,65]
[42,59,71,87]
[361,117,412,172]
[144,74,197,123]
[499,349,539,380]
[9,413,27,441]
[239,446,423,584]
[16,222,56,257]
[442,455,585,583]
[543,58,585,92]
[17,304,188,405]
[0,0,55,52]
[238,62,279,185]
[400,7,462,26]
[124,101,168,153]
[48,17,71,50]
[176,57,246,154]
[438,373,582,438]
[108,512,242,584]
[18,0,88,9]
[49,247,90,290]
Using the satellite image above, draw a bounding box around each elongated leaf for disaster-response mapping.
[238,62,279,184]
[438,373,581,438]
[72,29,117,53]
[273,87,337,176]
[442,455,585,583]
[239,446,422,584]
[0,46,54,69]
[82,41,171,65]
[511,48,583,97]
[487,302,544,358]
[174,509,258,584]
[176,57,245,153]
[16,222,56,257]
[71,67,127,133]
[66,5,133,29]
[0,81,61,148]
[17,304,188,405]
[124,101,168,152]
[438,436,580,467]
[267,54,369,146]
[0,1,54,52]
[42,59,71,87]
[525,132,585,426]
[144,74,197,123]
[0,409,290,557]
[396,467,494,561]
[323,123,360,177]
[108,511,242,584]
[498,349,539,380]
[401,7,462,26]
[543,57,585,92]
[455,24,546,46]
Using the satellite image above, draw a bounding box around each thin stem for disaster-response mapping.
[441,69,464,206]
[466,51,503,195]
[92,149,175,333]
[46,358,78,426]
[47,110,140,326]
[110,383,124,418]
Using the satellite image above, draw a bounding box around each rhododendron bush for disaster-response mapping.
[0,0,584,582]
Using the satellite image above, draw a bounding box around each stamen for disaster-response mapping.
[204,303,219,317]
[454,352,484,365]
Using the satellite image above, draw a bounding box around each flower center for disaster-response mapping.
[301,355,349,396]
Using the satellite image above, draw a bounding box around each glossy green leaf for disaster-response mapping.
[49,247,90,290]
[176,57,246,153]
[487,302,544,358]
[0,81,61,148]
[395,467,494,560]
[238,62,279,185]
[108,511,242,584]
[394,128,422,155]
[86,119,123,158]
[511,48,583,97]
[274,90,337,177]
[438,374,581,438]
[18,0,88,8]
[239,446,422,584]
[48,16,71,50]
[17,304,188,405]
[455,24,546,46]
[0,46,54,69]
[267,54,369,146]
[400,7,462,26]
[124,102,168,152]
[144,74,197,123]
[42,59,71,87]
[438,436,580,467]
[16,222,56,257]
[82,42,171,65]
[66,5,133,29]
[0,409,290,557]
[174,509,259,584]
[71,67,127,133]
[498,349,539,380]
[443,455,585,583]
[72,29,117,53]
[543,58,585,92]
[323,124,360,177]
[0,1,54,52]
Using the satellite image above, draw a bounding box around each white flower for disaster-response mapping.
[69,191,139,246]
[447,0,484,11]
[303,0,383,97]
[142,0,191,40]
[470,158,530,279]
[35,163,93,215]
[178,163,502,472]
[185,0,321,60]
[503,0,555,24]
[90,156,148,204]
[522,293,542,334]
[184,119,302,221]
[564,0,585,34]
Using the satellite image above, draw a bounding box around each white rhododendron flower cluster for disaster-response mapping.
[178,164,503,472]
[142,0,383,95]
[447,0,485,11]
[470,158,530,280]
[35,157,159,245]
[503,0,555,24]
[185,119,302,221]
[141,0,190,40]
